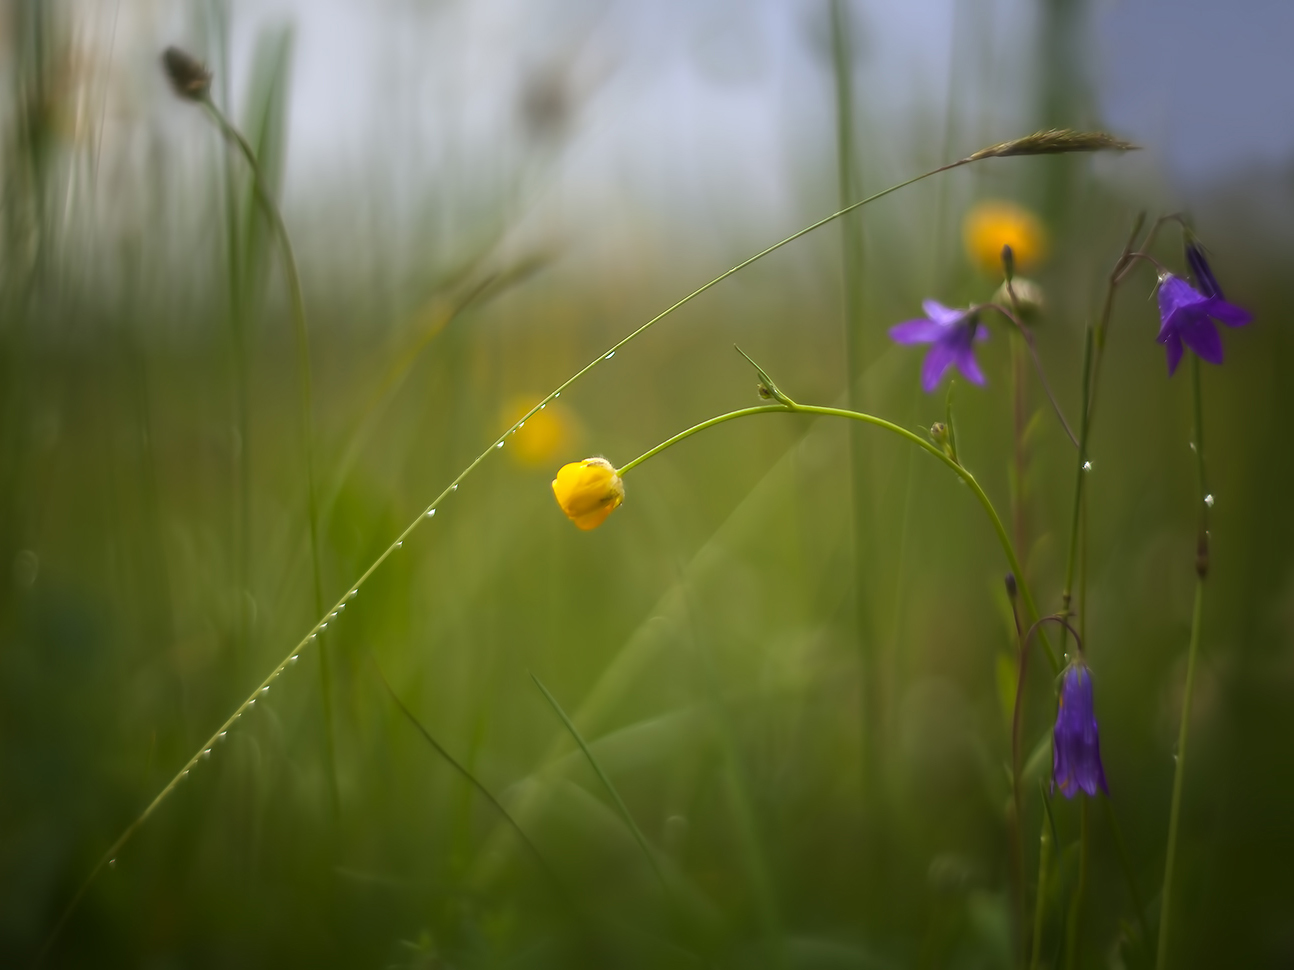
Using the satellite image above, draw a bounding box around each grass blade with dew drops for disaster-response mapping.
[529,673,676,906]
[36,124,1134,960]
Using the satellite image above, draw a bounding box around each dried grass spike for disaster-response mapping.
[162,46,212,101]
[964,129,1138,162]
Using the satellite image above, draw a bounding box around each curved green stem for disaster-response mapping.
[617,403,1057,672]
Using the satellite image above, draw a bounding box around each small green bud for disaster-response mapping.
[995,276,1045,321]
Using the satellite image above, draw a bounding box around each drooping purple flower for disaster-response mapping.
[889,300,988,393]
[1052,661,1109,799]
[1156,274,1251,377]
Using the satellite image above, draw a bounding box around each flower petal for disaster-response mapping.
[889,318,944,345]
[954,345,986,385]
[1178,315,1224,365]
[1164,332,1184,376]
[1157,275,1207,328]
[921,300,964,327]
[920,341,957,393]
[1207,298,1252,328]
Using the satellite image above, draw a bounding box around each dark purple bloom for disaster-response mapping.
[1184,240,1224,300]
[1052,661,1109,799]
[1156,274,1251,377]
[889,300,988,393]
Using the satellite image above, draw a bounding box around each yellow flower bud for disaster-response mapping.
[963,200,1048,277]
[551,457,624,530]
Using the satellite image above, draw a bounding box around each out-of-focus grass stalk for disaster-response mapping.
[199,94,340,816]
[1064,795,1090,969]
[1030,785,1056,970]
[1010,331,1029,557]
[1103,796,1152,960]
[530,674,676,909]
[372,655,567,899]
[1156,354,1210,970]
[827,0,879,826]
[682,589,785,963]
[42,130,1128,956]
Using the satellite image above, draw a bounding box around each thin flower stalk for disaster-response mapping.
[1156,354,1210,970]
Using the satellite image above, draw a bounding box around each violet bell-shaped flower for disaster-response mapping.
[1156,257,1251,377]
[889,300,988,393]
[1052,659,1109,799]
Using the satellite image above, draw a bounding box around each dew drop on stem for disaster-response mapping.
[1204,494,1215,508]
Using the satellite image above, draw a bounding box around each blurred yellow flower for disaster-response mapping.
[551,457,624,530]
[963,200,1048,277]
[502,396,575,468]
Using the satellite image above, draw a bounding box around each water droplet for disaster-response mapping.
[1190,442,1197,452]
[394,542,402,550]
[495,441,504,449]
[348,589,357,599]
[289,655,299,664]
[248,698,256,706]
[540,403,546,410]
[605,351,615,359]
[202,749,211,758]
[182,769,189,777]
[426,508,436,518]
[219,731,227,738]
[554,392,560,399]
[309,633,317,641]
[320,622,328,629]
[260,686,269,694]
[108,859,117,869]
[518,421,525,429]
[1204,494,1215,508]
[1082,461,1092,472]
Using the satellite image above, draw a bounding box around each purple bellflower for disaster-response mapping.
[1156,255,1251,377]
[1052,660,1109,799]
[890,300,988,393]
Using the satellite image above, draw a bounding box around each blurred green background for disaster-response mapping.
[2,0,1292,967]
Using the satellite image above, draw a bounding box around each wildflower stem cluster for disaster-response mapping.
[41,110,1137,959]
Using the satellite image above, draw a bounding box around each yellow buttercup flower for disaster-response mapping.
[963,200,1048,277]
[502,395,575,468]
[552,457,624,530]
